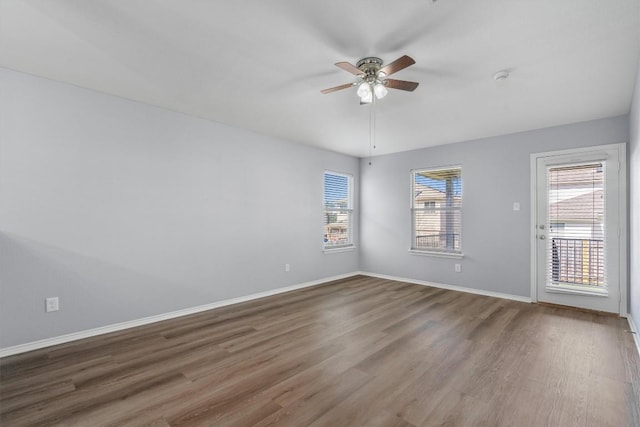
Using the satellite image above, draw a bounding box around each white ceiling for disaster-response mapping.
[1,0,638,157]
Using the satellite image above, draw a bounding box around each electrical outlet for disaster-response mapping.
[46,297,59,312]
[454,263,461,273]
[513,202,520,211]
[285,264,290,272]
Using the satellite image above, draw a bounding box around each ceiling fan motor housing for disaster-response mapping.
[356,57,383,82]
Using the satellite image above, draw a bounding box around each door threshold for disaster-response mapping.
[536,301,620,317]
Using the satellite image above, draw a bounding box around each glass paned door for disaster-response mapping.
[535,146,623,314]
[547,163,606,290]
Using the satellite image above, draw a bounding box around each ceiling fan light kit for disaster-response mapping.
[374,83,388,99]
[321,55,419,103]
[357,81,372,98]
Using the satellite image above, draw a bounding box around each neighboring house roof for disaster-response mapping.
[415,183,462,204]
[549,189,603,223]
[414,184,460,209]
[548,164,603,188]
[415,183,445,202]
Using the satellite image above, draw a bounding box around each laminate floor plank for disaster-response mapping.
[590,316,632,383]
[254,368,372,427]
[54,376,195,427]
[163,343,345,426]
[262,332,390,407]
[1,275,638,426]
[2,370,189,426]
[418,389,492,427]
[0,378,76,415]
[385,337,474,425]
[311,328,463,426]
[361,410,417,427]
[0,355,115,398]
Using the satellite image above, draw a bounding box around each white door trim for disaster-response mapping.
[530,142,627,316]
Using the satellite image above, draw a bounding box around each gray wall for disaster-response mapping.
[1,65,634,351]
[629,60,640,326]
[360,116,629,298]
[0,68,359,349]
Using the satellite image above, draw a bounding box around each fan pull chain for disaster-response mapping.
[368,93,376,166]
[372,94,376,151]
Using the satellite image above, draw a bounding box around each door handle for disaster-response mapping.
[539,235,546,240]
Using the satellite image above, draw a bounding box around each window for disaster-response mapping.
[324,171,353,249]
[423,201,436,209]
[411,166,462,255]
[547,163,605,287]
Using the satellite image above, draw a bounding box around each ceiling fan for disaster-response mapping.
[321,55,419,103]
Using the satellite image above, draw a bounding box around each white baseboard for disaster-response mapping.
[627,314,640,358]
[358,271,532,303]
[0,272,360,358]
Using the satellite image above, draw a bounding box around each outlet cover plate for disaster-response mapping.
[46,297,59,312]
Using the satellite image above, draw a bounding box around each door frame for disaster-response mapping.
[530,142,627,316]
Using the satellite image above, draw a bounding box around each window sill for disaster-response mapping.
[324,246,356,254]
[408,249,464,259]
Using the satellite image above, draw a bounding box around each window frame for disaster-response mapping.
[410,165,463,258]
[323,170,354,251]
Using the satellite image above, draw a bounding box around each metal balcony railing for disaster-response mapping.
[551,237,604,287]
[415,233,460,250]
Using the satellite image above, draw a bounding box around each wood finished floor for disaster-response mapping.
[1,275,639,426]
